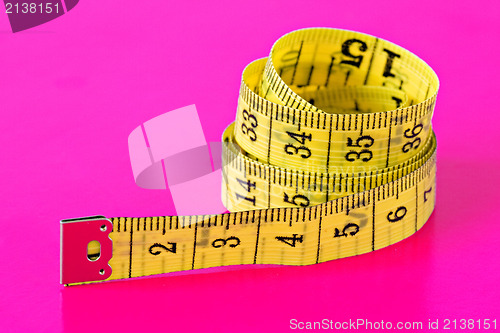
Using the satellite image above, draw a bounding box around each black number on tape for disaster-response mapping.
[212,236,240,248]
[284,131,312,158]
[340,39,368,68]
[241,109,258,141]
[382,49,401,78]
[345,150,372,162]
[237,178,256,192]
[387,206,407,223]
[242,109,258,126]
[241,124,257,141]
[392,96,403,108]
[347,135,374,148]
[404,124,423,139]
[424,187,433,202]
[333,223,360,238]
[402,138,421,152]
[149,242,177,255]
[286,131,312,144]
[275,234,304,247]
[345,135,374,162]
[402,124,423,153]
[285,144,311,158]
[283,193,310,207]
[235,193,256,206]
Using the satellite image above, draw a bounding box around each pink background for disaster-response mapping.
[1,0,499,332]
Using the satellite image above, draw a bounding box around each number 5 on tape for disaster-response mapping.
[60,216,113,285]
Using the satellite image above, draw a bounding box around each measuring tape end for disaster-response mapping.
[60,216,113,286]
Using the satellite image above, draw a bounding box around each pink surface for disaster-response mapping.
[129,104,227,215]
[0,0,499,332]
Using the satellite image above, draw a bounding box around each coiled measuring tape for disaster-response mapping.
[60,28,439,286]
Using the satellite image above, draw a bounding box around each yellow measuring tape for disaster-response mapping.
[61,28,439,286]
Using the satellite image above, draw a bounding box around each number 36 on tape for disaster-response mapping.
[61,27,439,286]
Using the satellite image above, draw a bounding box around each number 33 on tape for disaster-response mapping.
[61,27,439,286]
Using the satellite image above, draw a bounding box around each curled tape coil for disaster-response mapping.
[61,28,439,285]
